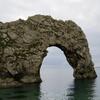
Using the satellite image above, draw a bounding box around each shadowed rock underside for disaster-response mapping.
[0,15,97,88]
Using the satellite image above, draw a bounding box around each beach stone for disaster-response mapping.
[0,15,97,88]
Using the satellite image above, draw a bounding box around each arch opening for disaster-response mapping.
[41,46,70,68]
[40,46,73,82]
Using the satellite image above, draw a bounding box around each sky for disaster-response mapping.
[0,0,100,67]
[0,0,100,33]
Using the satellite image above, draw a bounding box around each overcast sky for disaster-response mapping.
[0,0,100,35]
[0,0,99,67]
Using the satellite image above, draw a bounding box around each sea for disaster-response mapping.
[0,33,100,100]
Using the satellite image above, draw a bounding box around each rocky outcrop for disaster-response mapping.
[0,15,97,88]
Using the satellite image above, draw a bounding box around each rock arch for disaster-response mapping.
[0,15,97,87]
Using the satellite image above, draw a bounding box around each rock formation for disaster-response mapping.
[0,15,97,88]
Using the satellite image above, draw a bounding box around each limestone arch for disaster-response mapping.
[0,15,97,87]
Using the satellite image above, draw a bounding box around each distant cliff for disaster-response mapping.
[0,15,97,88]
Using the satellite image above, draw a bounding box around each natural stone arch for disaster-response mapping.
[0,15,97,87]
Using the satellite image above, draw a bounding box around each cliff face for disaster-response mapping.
[0,15,97,87]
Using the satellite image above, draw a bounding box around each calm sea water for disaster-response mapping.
[0,67,100,100]
[0,34,100,100]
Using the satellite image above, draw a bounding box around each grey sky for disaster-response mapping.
[0,0,100,66]
[0,0,100,33]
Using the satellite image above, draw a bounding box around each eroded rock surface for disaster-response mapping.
[0,15,97,87]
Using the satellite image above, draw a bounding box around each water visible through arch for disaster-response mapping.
[40,46,73,82]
